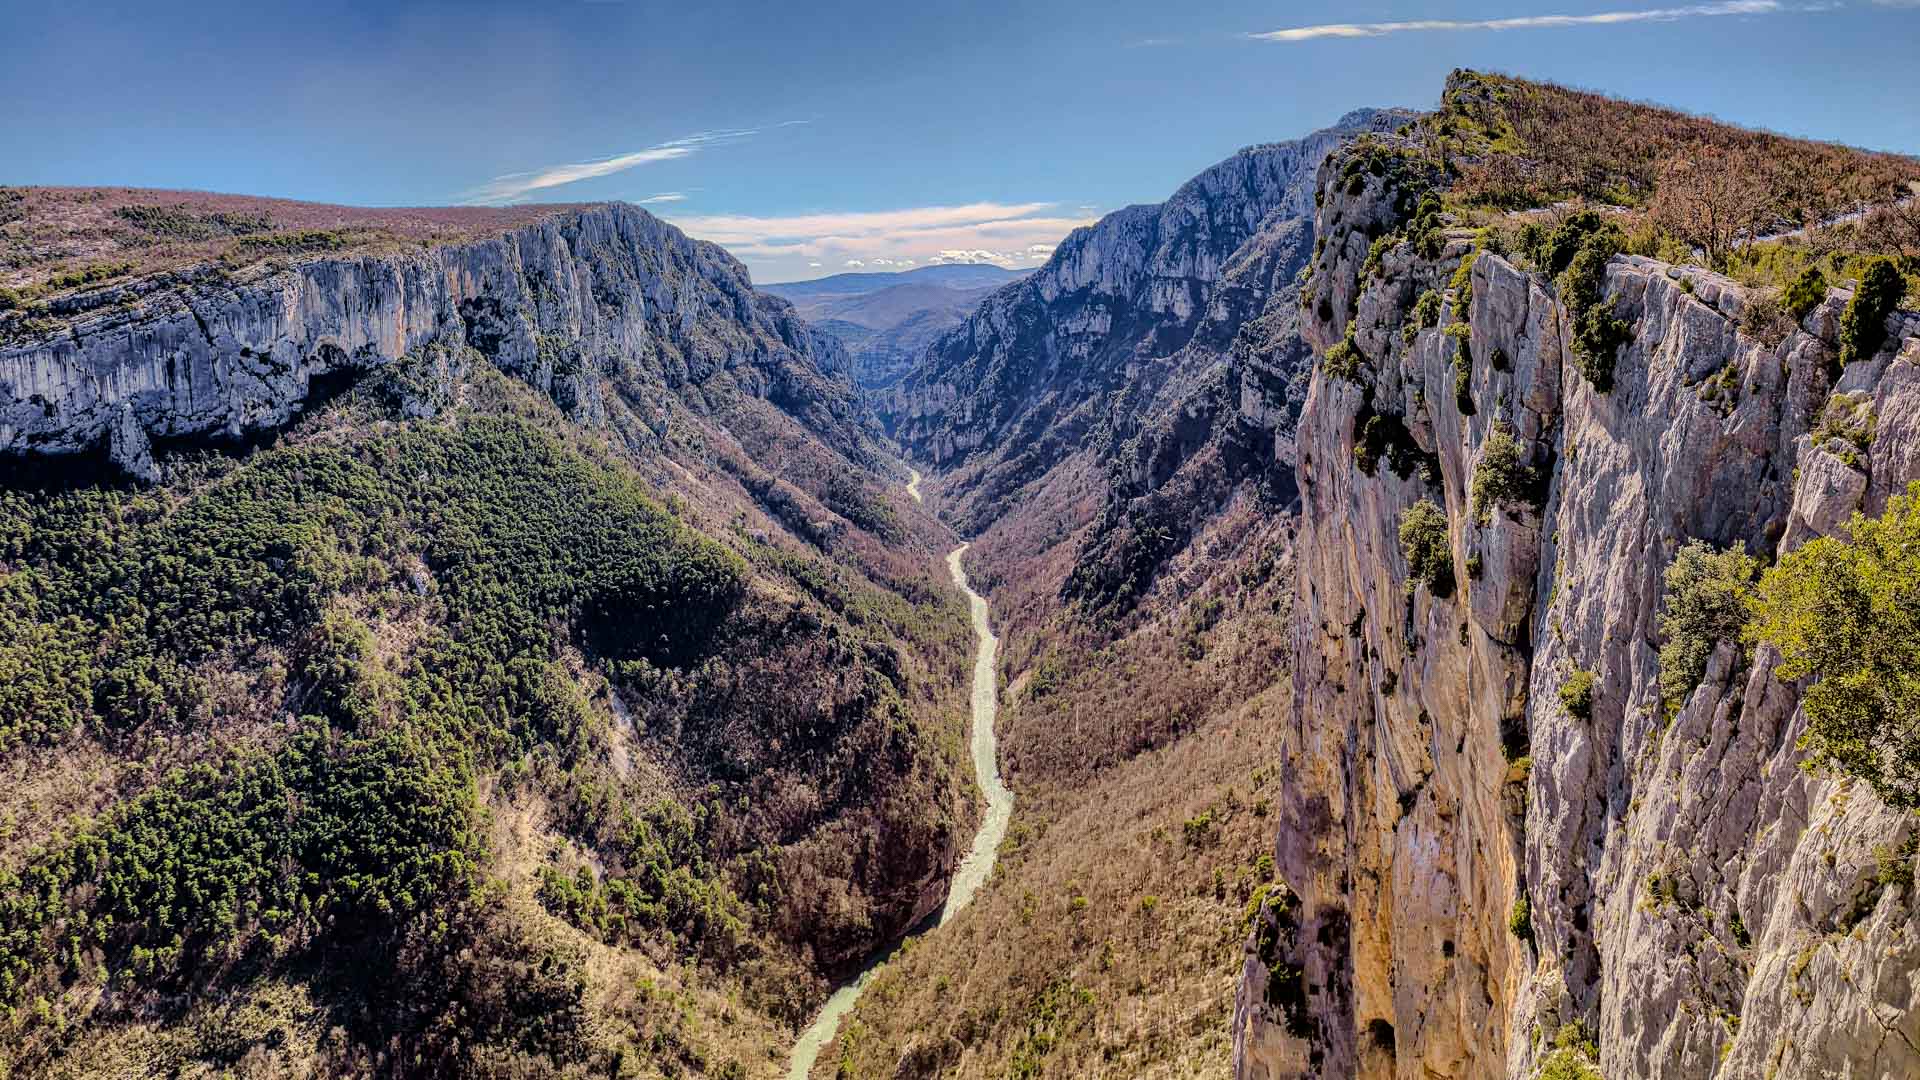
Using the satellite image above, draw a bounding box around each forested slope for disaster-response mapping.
[0,196,977,1078]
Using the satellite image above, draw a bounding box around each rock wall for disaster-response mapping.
[882,110,1414,526]
[1235,142,1920,1079]
[0,204,868,481]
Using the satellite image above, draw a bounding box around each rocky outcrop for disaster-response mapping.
[1234,137,1920,1079]
[1,204,871,481]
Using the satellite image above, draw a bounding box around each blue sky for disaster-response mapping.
[5,1,1917,281]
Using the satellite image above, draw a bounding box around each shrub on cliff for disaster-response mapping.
[1408,193,1447,260]
[1739,288,1796,347]
[1527,211,1618,278]
[1323,331,1364,383]
[1453,354,1477,415]
[1558,230,1632,393]
[1538,1024,1604,1080]
[1784,266,1828,321]
[1354,404,1436,482]
[1508,893,1533,942]
[1838,257,1908,369]
[1516,211,1632,390]
[1559,669,1596,719]
[1405,289,1442,343]
[1470,423,1533,525]
[1398,500,1455,599]
[1363,234,1396,280]
[1657,541,1759,715]
[1449,249,1479,321]
[1446,323,1477,415]
[43,261,134,291]
[1748,481,1920,809]
[1813,392,1876,470]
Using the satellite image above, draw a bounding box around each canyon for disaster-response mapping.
[4,68,1920,1080]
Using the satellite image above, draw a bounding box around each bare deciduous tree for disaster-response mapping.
[1865,185,1920,257]
[1649,150,1775,268]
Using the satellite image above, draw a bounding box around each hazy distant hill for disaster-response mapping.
[763,262,1023,298]
[763,264,1027,390]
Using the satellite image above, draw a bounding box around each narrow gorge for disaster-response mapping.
[786,480,1012,1080]
[4,60,1920,1080]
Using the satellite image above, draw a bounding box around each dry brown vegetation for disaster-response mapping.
[1438,70,1920,240]
[820,497,1297,1078]
[0,185,589,291]
[1423,71,1920,302]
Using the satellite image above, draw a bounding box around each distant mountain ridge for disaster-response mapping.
[763,265,1029,390]
[763,263,1024,297]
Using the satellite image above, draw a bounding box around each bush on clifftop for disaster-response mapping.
[1838,257,1908,369]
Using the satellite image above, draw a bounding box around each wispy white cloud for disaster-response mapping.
[462,146,695,204]
[460,125,797,205]
[1250,0,1793,42]
[638,192,687,204]
[666,202,1093,270]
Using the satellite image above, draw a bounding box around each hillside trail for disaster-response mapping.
[785,467,1012,1079]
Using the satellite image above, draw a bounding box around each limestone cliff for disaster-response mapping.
[1235,136,1920,1079]
[1,203,871,483]
[883,110,1413,535]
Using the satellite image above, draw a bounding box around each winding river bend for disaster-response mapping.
[785,469,1013,1079]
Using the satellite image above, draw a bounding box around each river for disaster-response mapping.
[784,468,1013,1079]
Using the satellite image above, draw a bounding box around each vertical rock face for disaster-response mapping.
[882,109,1415,535]
[0,204,872,480]
[1236,141,1920,1079]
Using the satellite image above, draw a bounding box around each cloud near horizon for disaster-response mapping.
[665,203,1093,272]
[1250,0,1797,42]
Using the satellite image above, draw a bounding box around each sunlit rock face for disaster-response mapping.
[1,203,870,480]
[1234,138,1920,1080]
